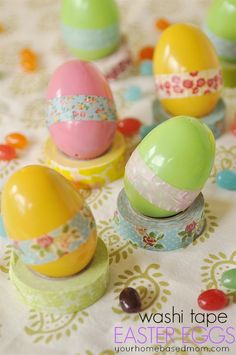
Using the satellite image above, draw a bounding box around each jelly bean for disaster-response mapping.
[5,132,28,149]
[139,60,153,76]
[216,169,236,191]
[221,268,236,290]
[0,144,16,161]
[0,24,5,33]
[231,121,236,135]
[21,60,37,72]
[119,287,141,313]
[155,18,171,31]
[140,124,157,139]
[117,118,142,136]
[124,86,142,102]
[20,48,38,72]
[21,48,36,61]
[198,289,228,311]
[139,46,154,60]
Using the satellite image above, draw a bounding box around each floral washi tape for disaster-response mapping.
[13,205,96,265]
[94,37,133,81]
[152,97,226,139]
[44,131,126,189]
[155,67,223,99]
[114,189,206,251]
[9,238,109,314]
[47,95,117,126]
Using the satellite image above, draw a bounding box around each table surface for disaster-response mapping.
[1,0,236,354]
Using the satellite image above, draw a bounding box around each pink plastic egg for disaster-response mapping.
[47,60,117,160]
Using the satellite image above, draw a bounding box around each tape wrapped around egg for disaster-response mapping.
[1,165,97,278]
[205,0,236,88]
[154,23,223,117]
[61,0,120,61]
[205,0,236,63]
[115,117,215,251]
[47,60,117,160]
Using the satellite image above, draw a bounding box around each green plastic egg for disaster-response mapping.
[124,116,215,218]
[61,0,120,61]
[206,0,236,62]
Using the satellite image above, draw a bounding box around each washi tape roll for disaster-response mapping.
[9,238,109,314]
[152,98,225,139]
[44,131,126,189]
[93,37,133,81]
[114,189,206,251]
[221,60,236,88]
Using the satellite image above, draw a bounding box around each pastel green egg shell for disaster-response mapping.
[124,116,215,217]
[207,0,236,41]
[62,0,120,60]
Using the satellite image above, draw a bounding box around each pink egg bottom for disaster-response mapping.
[49,120,117,160]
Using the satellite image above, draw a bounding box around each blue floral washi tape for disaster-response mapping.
[13,205,96,265]
[47,95,117,127]
[62,23,120,51]
[152,98,225,139]
[114,189,206,251]
[205,28,236,62]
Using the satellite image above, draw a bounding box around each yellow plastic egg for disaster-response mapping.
[1,165,97,277]
[153,23,223,117]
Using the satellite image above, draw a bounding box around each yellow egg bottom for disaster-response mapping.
[29,230,97,278]
[160,92,220,118]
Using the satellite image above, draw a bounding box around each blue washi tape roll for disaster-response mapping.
[152,98,226,139]
[114,189,206,251]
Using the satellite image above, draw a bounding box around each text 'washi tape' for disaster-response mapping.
[114,189,206,251]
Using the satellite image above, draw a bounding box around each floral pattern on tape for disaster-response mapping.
[178,215,206,247]
[47,95,117,127]
[155,67,223,99]
[14,205,95,265]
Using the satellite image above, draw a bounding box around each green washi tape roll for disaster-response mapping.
[152,98,225,139]
[114,189,205,251]
[9,238,109,314]
[221,60,236,88]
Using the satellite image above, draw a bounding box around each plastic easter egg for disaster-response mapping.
[61,0,120,60]
[206,0,236,63]
[153,23,223,118]
[124,116,215,218]
[1,165,97,277]
[47,60,117,160]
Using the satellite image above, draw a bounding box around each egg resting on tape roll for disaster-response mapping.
[124,116,215,218]
[9,238,109,313]
[153,23,222,117]
[47,60,117,160]
[1,165,97,277]
[115,189,205,251]
[61,0,120,61]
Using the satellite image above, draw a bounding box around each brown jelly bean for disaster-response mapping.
[119,287,141,313]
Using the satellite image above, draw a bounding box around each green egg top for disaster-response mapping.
[206,0,236,41]
[62,0,119,30]
[138,116,215,191]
